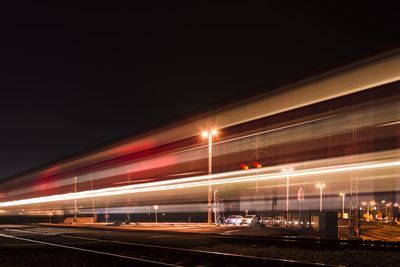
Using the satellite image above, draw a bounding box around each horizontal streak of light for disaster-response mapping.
[377,120,400,127]
[0,159,399,208]
[8,102,397,197]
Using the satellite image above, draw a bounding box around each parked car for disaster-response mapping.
[259,216,285,226]
[224,215,244,225]
[241,215,258,225]
[259,216,272,226]
[272,216,286,226]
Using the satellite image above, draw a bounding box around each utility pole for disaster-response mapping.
[349,117,360,237]
[90,171,96,223]
[74,176,78,223]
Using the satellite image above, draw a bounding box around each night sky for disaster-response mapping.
[0,3,399,179]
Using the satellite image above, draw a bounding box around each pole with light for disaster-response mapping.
[362,201,375,221]
[394,203,399,223]
[370,201,376,221]
[386,202,391,219]
[316,183,326,212]
[202,129,218,225]
[339,192,346,218]
[362,201,367,221]
[282,168,293,225]
[74,176,78,223]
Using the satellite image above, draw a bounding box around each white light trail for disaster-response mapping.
[0,158,399,208]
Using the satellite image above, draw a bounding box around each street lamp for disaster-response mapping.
[74,176,78,223]
[370,201,376,221]
[386,203,391,219]
[316,183,326,212]
[361,201,368,221]
[394,203,399,223]
[202,129,218,225]
[362,201,375,221]
[339,192,346,218]
[282,168,293,225]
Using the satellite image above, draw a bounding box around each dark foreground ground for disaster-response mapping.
[0,223,399,266]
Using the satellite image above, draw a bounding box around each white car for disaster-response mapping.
[224,215,244,225]
[241,215,258,225]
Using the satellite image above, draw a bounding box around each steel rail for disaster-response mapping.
[0,227,329,266]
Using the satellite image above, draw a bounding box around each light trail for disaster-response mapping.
[6,99,398,199]
[0,157,399,208]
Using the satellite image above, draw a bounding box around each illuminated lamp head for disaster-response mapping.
[202,129,218,138]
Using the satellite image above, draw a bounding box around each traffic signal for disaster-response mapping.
[253,161,262,168]
[240,163,249,170]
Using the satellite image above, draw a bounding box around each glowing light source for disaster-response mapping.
[240,163,249,170]
[253,161,262,168]
[201,129,218,138]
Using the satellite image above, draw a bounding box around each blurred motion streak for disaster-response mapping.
[0,151,399,208]
[0,50,399,229]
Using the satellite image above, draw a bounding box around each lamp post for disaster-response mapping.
[362,201,368,221]
[370,201,375,221]
[378,200,385,218]
[339,192,346,217]
[202,129,218,225]
[394,203,399,223]
[362,201,375,221]
[386,203,391,219]
[316,183,326,212]
[74,176,78,223]
[282,168,293,225]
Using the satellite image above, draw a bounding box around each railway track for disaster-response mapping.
[215,232,400,251]
[0,227,328,266]
[40,223,400,251]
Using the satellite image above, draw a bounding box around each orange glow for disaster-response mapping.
[253,161,262,168]
[240,163,249,170]
[202,129,218,138]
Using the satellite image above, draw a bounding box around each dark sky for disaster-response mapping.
[0,3,399,179]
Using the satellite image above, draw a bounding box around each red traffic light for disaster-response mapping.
[240,163,249,170]
[253,161,262,168]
